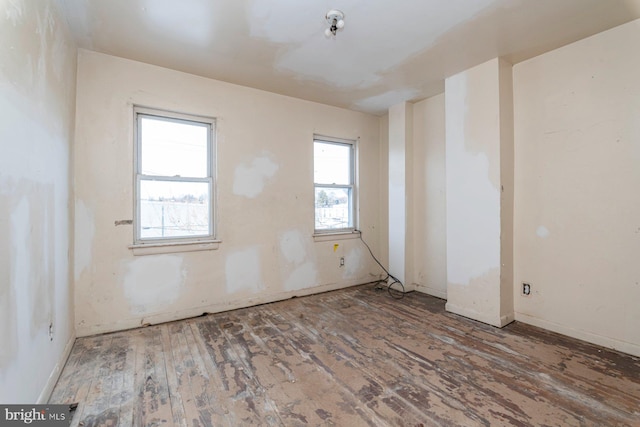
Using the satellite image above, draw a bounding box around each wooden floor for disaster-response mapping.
[50,285,640,427]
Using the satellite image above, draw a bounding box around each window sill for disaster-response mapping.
[313,230,361,242]
[129,239,221,256]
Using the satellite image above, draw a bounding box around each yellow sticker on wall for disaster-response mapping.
[333,244,339,252]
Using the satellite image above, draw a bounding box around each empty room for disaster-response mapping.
[1,0,639,425]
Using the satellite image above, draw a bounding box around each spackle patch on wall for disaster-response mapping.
[279,230,317,291]
[343,247,364,279]
[225,247,264,294]
[446,147,500,285]
[0,189,18,366]
[4,0,24,26]
[11,196,30,292]
[233,152,278,198]
[74,200,95,280]
[123,255,185,315]
[280,230,306,264]
[51,25,68,82]
[446,72,501,287]
[285,262,318,291]
[536,226,550,238]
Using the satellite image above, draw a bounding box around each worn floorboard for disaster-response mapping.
[49,285,640,426]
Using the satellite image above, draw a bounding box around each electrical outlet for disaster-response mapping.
[522,282,531,296]
[339,257,345,267]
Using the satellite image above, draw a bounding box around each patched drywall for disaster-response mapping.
[0,188,18,369]
[513,19,640,356]
[233,152,279,198]
[124,255,186,315]
[447,267,502,325]
[388,102,413,286]
[536,226,550,239]
[74,199,94,280]
[280,230,307,264]
[10,189,56,338]
[378,115,390,269]
[57,0,640,114]
[444,58,514,327]
[412,94,447,299]
[284,262,318,291]
[352,89,421,114]
[73,50,381,336]
[278,230,318,291]
[225,247,264,294]
[0,0,77,403]
[445,69,501,286]
[342,246,365,279]
[260,1,496,90]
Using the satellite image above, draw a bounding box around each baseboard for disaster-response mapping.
[445,303,514,328]
[500,312,515,327]
[76,278,381,337]
[515,312,640,358]
[413,283,447,299]
[38,333,76,404]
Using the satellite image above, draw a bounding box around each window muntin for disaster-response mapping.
[135,107,215,243]
[314,137,356,232]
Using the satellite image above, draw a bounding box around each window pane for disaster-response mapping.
[140,116,208,177]
[140,180,210,238]
[315,187,351,230]
[314,142,351,185]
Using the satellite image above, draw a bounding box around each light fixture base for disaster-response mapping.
[324,9,345,38]
[325,9,344,24]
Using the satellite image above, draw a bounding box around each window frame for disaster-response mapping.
[313,135,357,234]
[133,106,216,246]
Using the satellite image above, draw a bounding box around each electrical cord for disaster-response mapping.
[356,230,405,299]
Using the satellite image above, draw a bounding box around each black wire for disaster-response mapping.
[356,230,405,299]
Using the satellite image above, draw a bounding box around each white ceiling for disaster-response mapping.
[56,0,640,115]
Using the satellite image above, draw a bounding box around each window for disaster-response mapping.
[314,136,356,232]
[134,107,215,244]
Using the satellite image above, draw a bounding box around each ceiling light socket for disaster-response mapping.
[326,9,344,24]
[325,9,345,38]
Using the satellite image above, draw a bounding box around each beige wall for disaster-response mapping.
[513,19,640,357]
[378,115,390,268]
[388,102,414,287]
[73,50,382,336]
[444,58,514,327]
[412,94,447,298]
[0,0,77,402]
[3,6,638,405]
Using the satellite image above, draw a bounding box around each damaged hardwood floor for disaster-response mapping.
[50,285,640,426]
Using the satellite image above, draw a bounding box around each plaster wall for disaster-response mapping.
[513,19,640,356]
[388,103,414,287]
[412,94,447,299]
[378,115,390,268]
[444,58,513,327]
[0,0,77,402]
[499,60,515,321]
[73,51,382,336]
